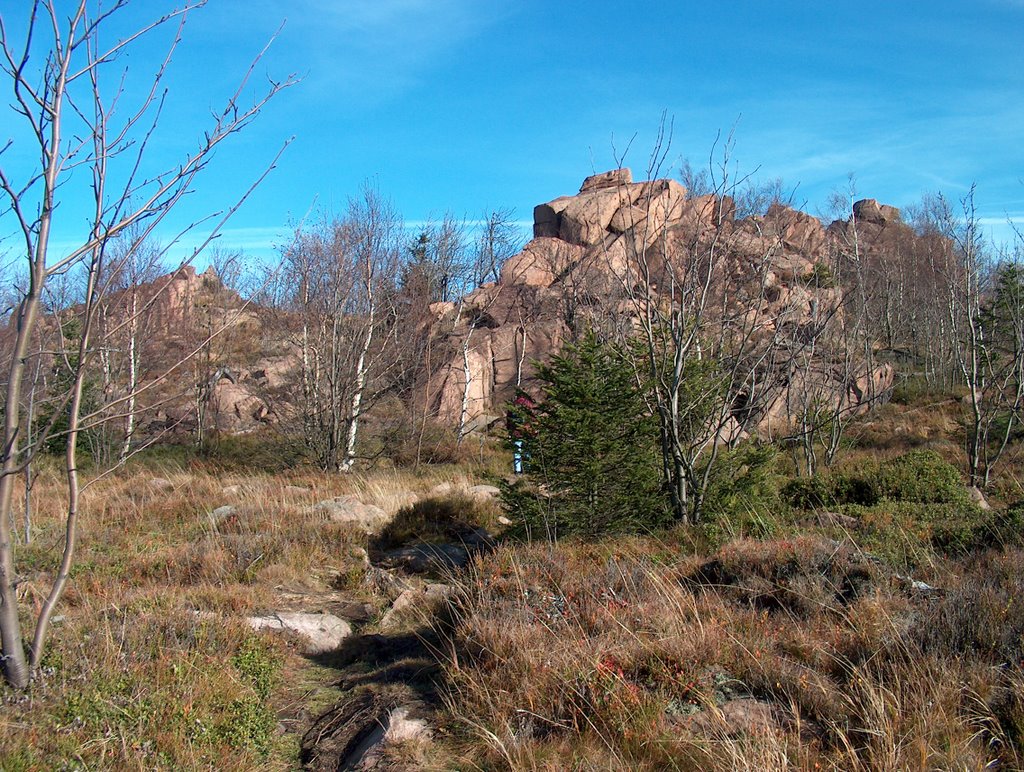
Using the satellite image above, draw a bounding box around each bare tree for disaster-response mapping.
[0,1,294,688]
[935,187,1024,487]
[473,207,522,286]
[91,223,165,463]
[285,187,402,472]
[617,127,791,523]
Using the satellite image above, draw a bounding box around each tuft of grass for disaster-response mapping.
[373,492,501,552]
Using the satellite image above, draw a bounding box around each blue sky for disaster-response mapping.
[2,0,1023,266]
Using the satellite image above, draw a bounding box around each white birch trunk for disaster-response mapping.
[341,265,375,472]
[118,292,139,463]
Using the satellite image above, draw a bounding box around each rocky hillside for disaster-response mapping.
[96,265,296,438]
[98,170,952,446]
[425,168,916,438]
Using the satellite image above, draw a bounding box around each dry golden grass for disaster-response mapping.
[437,536,1024,771]
[0,456,479,770]
[5,395,1024,770]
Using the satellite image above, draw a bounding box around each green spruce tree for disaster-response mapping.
[502,332,669,538]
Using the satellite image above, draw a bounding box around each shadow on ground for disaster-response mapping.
[299,586,459,770]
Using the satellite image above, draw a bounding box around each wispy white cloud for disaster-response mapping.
[281,0,501,104]
[165,226,292,261]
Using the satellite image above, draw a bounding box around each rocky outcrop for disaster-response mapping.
[94,173,924,446]
[427,168,901,437]
[93,263,304,437]
[852,198,901,226]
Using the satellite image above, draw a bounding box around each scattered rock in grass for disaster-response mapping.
[467,484,501,500]
[378,526,495,574]
[149,477,174,491]
[968,486,992,511]
[379,542,471,574]
[465,526,495,549]
[379,584,453,632]
[210,504,238,524]
[330,600,377,625]
[497,515,514,527]
[429,482,455,497]
[676,697,777,738]
[362,565,413,598]
[814,510,858,529]
[896,574,940,593]
[311,495,390,533]
[426,482,500,502]
[284,484,312,495]
[247,611,352,654]
[221,484,242,496]
[382,703,432,742]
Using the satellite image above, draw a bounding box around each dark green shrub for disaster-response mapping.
[219,635,279,755]
[700,442,785,543]
[829,468,883,506]
[782,465,881,508]
[847,500,986,568]
[784,450,967,510]
[971,502,1024,551]
[781,475,833,509]
[877,449,968,504]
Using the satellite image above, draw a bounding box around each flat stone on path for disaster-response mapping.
[247,611,352,655]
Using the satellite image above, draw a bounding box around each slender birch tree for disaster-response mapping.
[0,0,294,688]
[285,187,401,471]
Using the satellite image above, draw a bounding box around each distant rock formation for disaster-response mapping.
[78,174,934,445]
[426,169,901,438]
[100,264,297,436]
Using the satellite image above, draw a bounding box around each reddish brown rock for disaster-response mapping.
[608,204,648,234]
[427,167,900,435]
[579,167,632,193]
[533,196,574,238]
[853,198,893,225]
[499,238,583,288]
[765,202,827,255]
[558,186,633,247]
